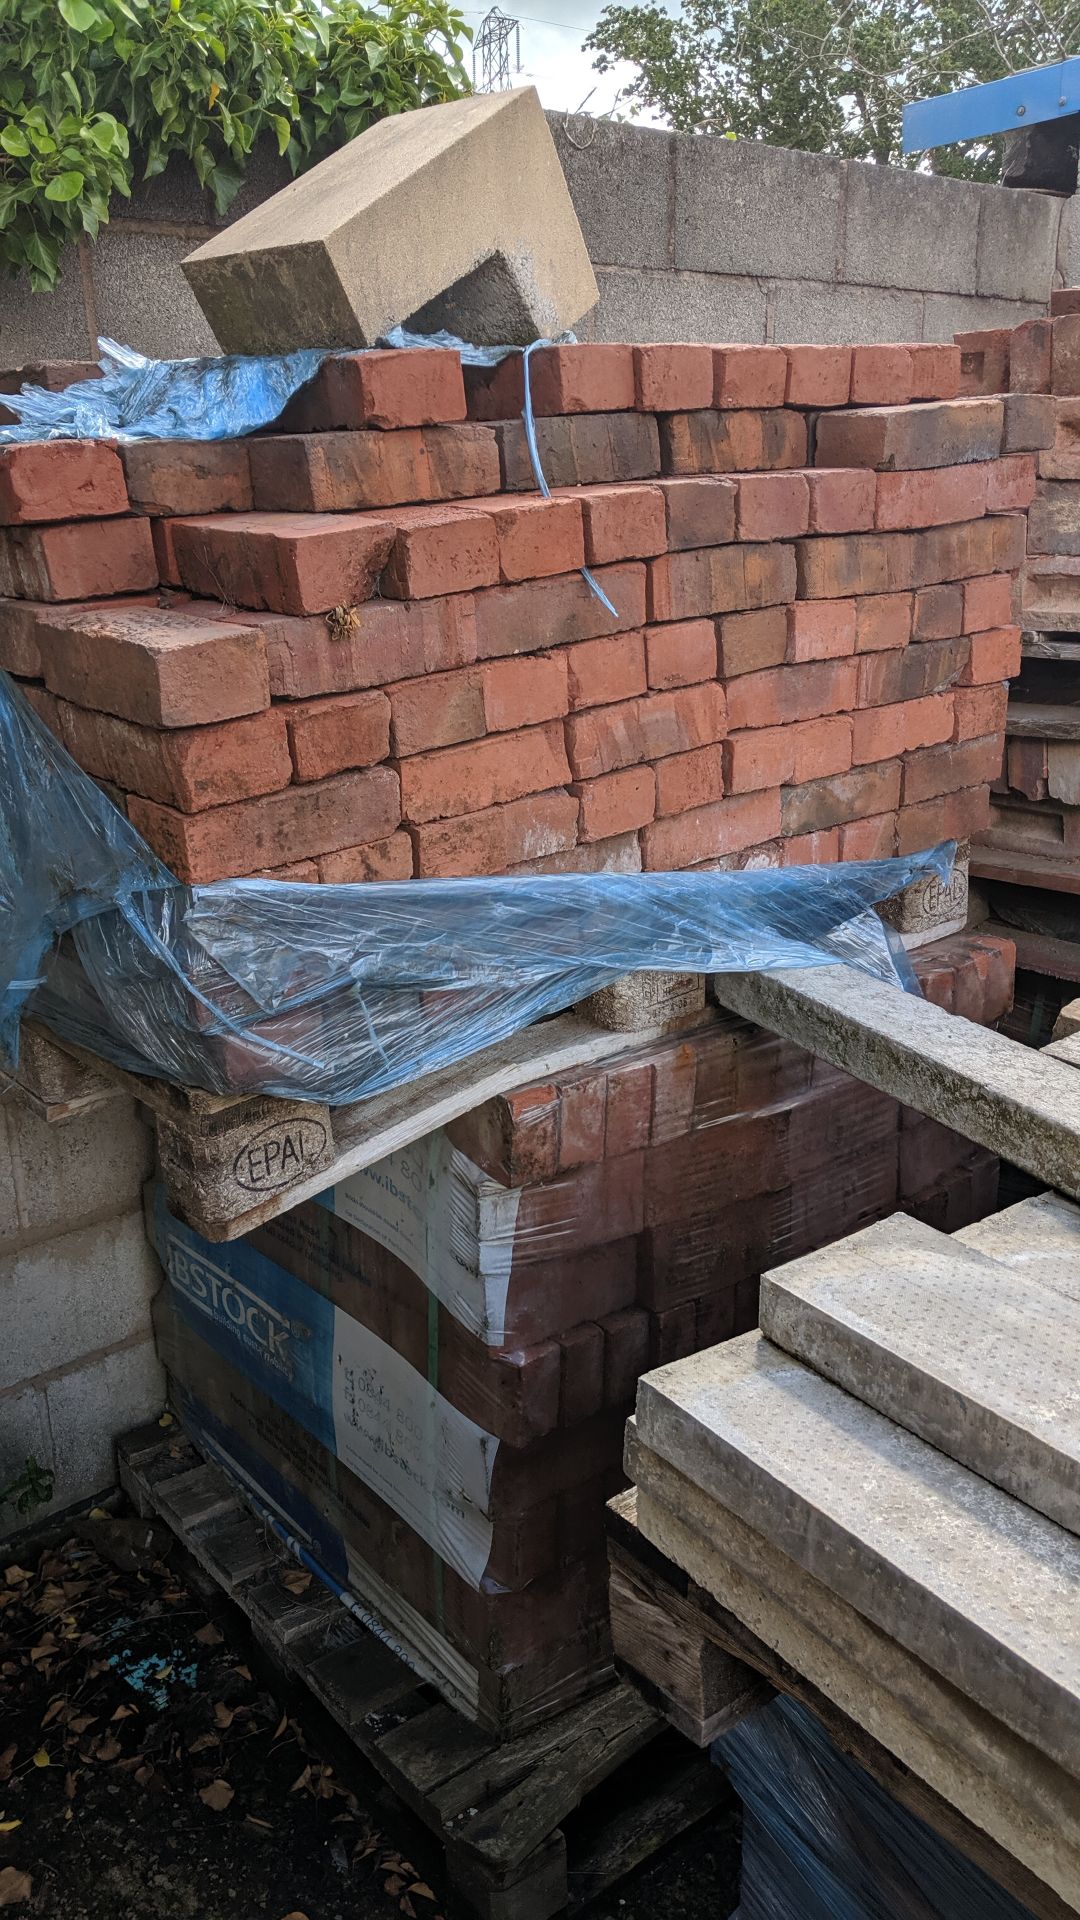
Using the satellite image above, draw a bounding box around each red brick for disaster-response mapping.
[913,583,963,641]
[952,681,1007,740]
[566,683,727,778]
[382,506,499,598]
[904,691,955,749]
[806,468,876,534]
[283,347,466,431]
[172,511,393,615]
[956,329,1009,396]
[857,636,968,707]
[36,605,269,726]
[656,476,737,551]
[1006,737,1047,799]
[151,518,182,587]
[56,701,290,811]
[0,441,128,525]
[659,409,808,475]
[286,690,391,781]
[634,344,714,412]
[814,398,1004,472]
[474,563,646,660]
[0,517,157,602]
[641,790,782,869]
[959,626,1022,683]
[903,733,1001,804]
[250,425,499,513]
[557,1078,607,1172]
[717,607,787,677]
[446,1084,559,1184]
[388,666,485,755]
[726,714,851,793]
[985,454,1036,511]
[796,532,914,599]
[855,592,911,653]
[568,484,666,564]
[649,542,796,622]
[506,833,641,877]
[411,789,579,878]
[726,658,858,730]
[1007,319,1052,395]
[781,828,840,865]
[787,598,856,662]
[1052,290,1080,316]
[129,767,400,883]
[601,1066,653,1159]
[908,344,961,402]
[875,463,988,530]
[266,595,477,702]
[121,440,252,516]
[465,345,635,419]
[565,631,647,709]
[573,766,655,841]
[990,514,1026,572]
[897,786,991,854]
[653,743,724,815]
[963,573,1014,631]
[318,833,413,882]
[781,760,902,835]
[455,494,583,582]
[498,412,661,492]
[737,471,810,540]
[0,592,159,679]
[645,618,717,689]
[482,653,568,731]
[713,346,787,408]
[401,721,570,823]
[784,346,852,407]
[850,704,907,765]
[839,812,896,859]
[850,346,914,406]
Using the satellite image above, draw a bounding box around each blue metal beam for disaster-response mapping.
[903,57,1080,152]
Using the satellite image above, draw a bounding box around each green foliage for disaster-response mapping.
[1,1455,55,1518]
[0,0,470,291]
[587,0,1080,176]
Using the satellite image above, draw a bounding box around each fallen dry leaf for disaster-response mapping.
[408,1886,437,1902]
[0,1867,30,1907]
[0,1749,15,1784]
[94,1737,121,1764]
[271,1714,289,1742]
[31,1750,49,1770]
[40,1699,66,1729]
[3,1567,30,1588]
[0,1822,21,1835]
[198,1779,234,1813]
[281,1569,311,1596]
[194,1622,223,1647]
[68,1716,95,1736]
[212,1703,234,1731]
[64,1772,78,1802]
[110,1704,137,1723]
[187,1733,219,1755]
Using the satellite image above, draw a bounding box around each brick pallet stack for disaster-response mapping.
[0,337,1023,1735]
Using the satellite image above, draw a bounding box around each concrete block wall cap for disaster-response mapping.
[182,88,599,354]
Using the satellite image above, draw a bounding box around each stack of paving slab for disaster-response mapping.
[628,1188,1080,1913]
[0,337,1027,893]
[147,929,1012,1739]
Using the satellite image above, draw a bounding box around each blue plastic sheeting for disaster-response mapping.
[0,670,951,1107]
[715,1696,1035,1920]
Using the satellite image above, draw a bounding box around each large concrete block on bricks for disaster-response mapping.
[674,137,841,281]
[184,89,598,353]
[0,1211,162,1393]
[841,162,980,296]
[0,1098,153,1252]
[636,1330,1080,1773]
[759,1211,1080,1533]
[976,185,1061,303]
[548,114,673,271]
[45,1336,164,1510]
[957,1191,1080,1302]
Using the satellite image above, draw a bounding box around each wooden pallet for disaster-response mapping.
[118,1423,728,1920]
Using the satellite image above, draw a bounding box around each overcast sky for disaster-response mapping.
[457,0,668,120]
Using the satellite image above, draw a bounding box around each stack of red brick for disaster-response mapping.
[0,338,1031,889]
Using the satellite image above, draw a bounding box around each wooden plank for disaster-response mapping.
[1023,633,1080,661]
[609,1543,770,1745]
[979,919,1080,987]
[566,1749,731,1912]
[971,844,1080,895]
[1006,701,1080,742]
[711,964,1080,1198]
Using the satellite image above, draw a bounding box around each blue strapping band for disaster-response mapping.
[522,339,620,619]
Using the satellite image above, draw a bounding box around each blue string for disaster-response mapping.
[522,339,620,619]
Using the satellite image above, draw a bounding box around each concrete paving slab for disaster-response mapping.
[956,1191,1080,1303]
[759,1211,1080,1533]
[635,1330,1080,1774]
[184,89,598,353]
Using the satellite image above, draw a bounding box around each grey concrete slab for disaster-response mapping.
[842,162,980,296]
[956,1192,1080,1302]
[550,115,673,272]
[674,137,842,282]
[635,1331,1080,1773]
[593,266,766,346]
[769,278,923,345]
[977,187,1062,303]
[923,291,1044,341]
[710,964,1080,1200]
[759,1211,1080,1532]
[627,1424,1080,1907]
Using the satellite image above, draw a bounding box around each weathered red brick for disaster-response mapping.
[634,344,714,412]
[952,681,1008,740]
[285,690,392,781]
[57,701,290,811]
[497,412,661,492]
[785,346,852,407]
[855,592,911,653]
[959,626,1022,683]
[564,631,647,709]
[781,828,840,865]
[121,439,252,516]
[400,721,571,823]
[897,786,991,854]
[849,704,911,765]
[466,344,635,419]
[265,595,477,700]
[737,471,810,540]
[644,619,717,689]
[641,790,781,869]
[857,636,968,706]
[649,542,796,622]
[382,505,499,598]
[573,766,655,841]
[716,607,788,677]
[725,715,852,792]
[566,684,726,778]
[814,398,1004,472]
[902,733,1001,804]
[1007,319,1052,395]
[0,517,157,602]
[482,653,569,732]
[963,573,1014,631]
[250,426,500,513]
[787,598,856,662]
[875,463,988,530]
[956,329,1009,396]
[318,833,414,882]
[796,531,914,599]
[458,494,585,582]
[904,691,955,749]
[726,658,857,729]
[172,511,394,615]
[913,583,963,641]
[659,409,808,476]
[129,767,400,883]
[559,483,667,564]
[713,346,787,408]
[850,346,914,407]
[387,664,485,755]
[838,812,897,859]
[985,454,1036,511]
[806,468,876,534]
[281,347,466,431]
[0,441,128,525]
[474,564,646,659]
[36,604,268,726]
[656,476,737,551]
[653,743,724,815]
[0,592,157,678]
[908,344,961,402]
[781,760,902,835]
[411,790,579,878]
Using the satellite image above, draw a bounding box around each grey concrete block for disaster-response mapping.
[110,140,290,229]
[977,187,1061,302]
[923,292,1045,339]
[93,226,220,359]
[842,161,980,295]
[44,1335,165,1511]
[594,267,766,344]
[675,137,841,281]
[636,1330,1080,1773]
[0,1210,162,1393]
[1056,193,1080,291]
[577,971,706,1032]
[759,1210,1080,1532]
[549,114,673,271]
[878,843,968,945]
[0,1384,53,1534]
[770,279,922,344]
[0,242,92,364]
[957,1190,1080,1300]
[1,1096,153,1251]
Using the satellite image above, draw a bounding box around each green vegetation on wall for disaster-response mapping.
[0,0,470,291]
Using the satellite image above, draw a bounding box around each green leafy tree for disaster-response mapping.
[0,0,470,291]
[586,0,1080,177]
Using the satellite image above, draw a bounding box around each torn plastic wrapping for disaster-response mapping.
[0,673,952,1109]
[714,1696,1034,1920]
